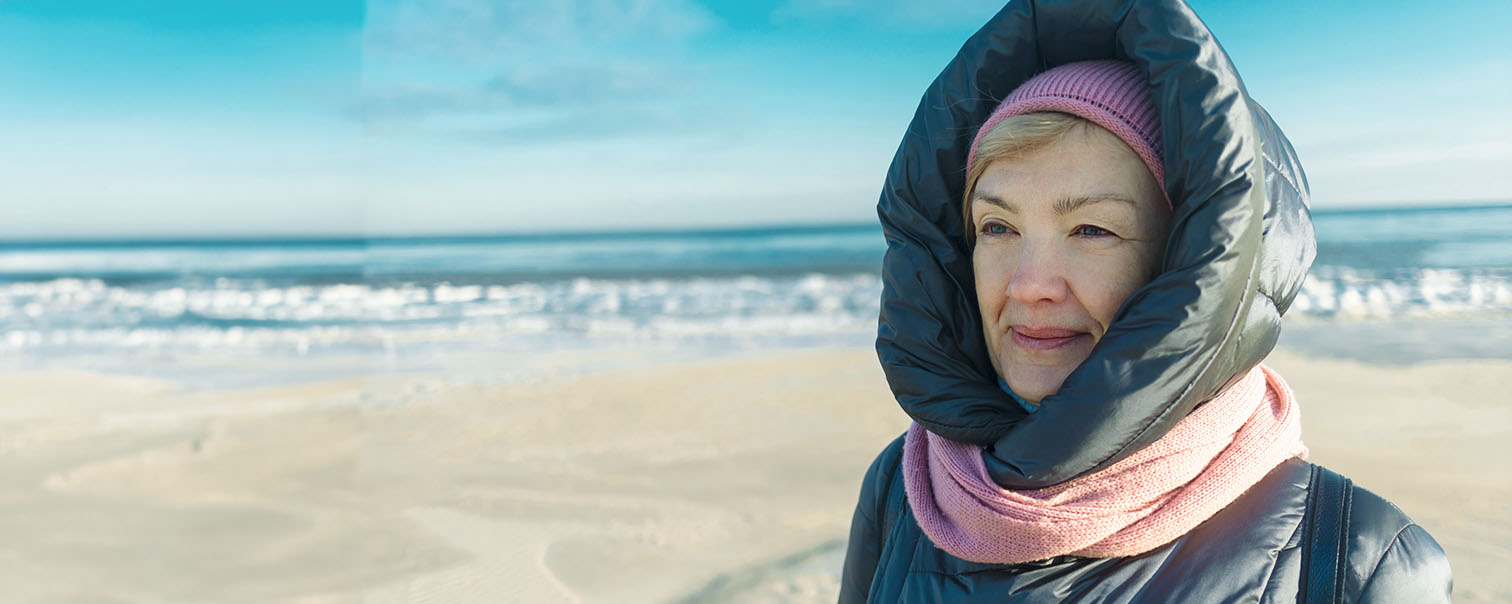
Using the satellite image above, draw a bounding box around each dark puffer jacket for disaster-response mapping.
[841,0,1453,601]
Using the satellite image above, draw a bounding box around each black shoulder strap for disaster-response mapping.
[879,452,908,547]
[1299,464,1354,604]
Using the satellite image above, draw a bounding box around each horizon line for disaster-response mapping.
[3,199,1508,247]
[0,220,884,249]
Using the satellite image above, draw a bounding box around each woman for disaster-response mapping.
[840,1,1452,602]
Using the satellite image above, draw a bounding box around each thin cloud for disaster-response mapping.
[449,104,708,145]
[771,0,1004,28]
[353,60,692,125]
[1345,139,1512,170]
[358,0,716,142]
[363,0,713,60]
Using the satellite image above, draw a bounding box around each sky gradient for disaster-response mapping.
[1,0,1509,239]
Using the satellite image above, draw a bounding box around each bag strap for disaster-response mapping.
[879,452,908,550]
[1299,463,1353,603]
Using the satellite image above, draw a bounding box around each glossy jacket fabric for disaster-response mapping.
[846,0,1452,601]
[840,437,1452,602]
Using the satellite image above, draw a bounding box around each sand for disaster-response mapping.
[1,346,1507,603]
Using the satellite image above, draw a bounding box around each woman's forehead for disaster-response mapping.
[971,130,1160,215]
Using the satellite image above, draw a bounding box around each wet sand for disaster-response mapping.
[2,344,1507,603]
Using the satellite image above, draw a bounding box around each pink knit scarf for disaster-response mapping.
[902,364,1307,564]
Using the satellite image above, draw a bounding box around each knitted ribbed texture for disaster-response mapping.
[902,364,1308,564]
[967,60,1167,200]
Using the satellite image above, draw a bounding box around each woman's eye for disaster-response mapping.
[1073,224,1115,238]
[981,222,1015,236]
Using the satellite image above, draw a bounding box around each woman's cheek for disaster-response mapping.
[1078,247,1151,318]
[973,254,1007,301]
[973,248,1018,314]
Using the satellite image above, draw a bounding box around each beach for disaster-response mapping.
[3,328,1509,603]
[3,210,1509,602]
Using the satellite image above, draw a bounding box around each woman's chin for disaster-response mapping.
[1001,364,1075,403]
[990,336,1092,403]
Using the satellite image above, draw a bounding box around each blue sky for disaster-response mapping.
[1,0,1508,239]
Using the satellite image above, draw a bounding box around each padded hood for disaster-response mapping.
[875,0,1316,488]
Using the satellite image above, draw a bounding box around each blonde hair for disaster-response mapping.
[962,111,1089,246]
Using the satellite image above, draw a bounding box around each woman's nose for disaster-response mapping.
[1005,243,1070,305]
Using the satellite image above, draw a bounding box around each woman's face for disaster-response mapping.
[969,123,1171,405]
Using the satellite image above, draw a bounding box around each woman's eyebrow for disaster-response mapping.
[973,194,1018,213]
[1055,194,1136,216]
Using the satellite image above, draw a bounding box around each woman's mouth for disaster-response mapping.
[1009,326,1087,351]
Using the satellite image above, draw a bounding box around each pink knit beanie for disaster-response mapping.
[967,60,1166,197]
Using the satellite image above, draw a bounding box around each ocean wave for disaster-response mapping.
[3,268,1509,357]
[1292,266,1512,319]
[0,274,883,355]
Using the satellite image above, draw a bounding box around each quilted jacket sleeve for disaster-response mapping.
[1340,481,1454,603]
[1356,523,1453,603]
[839,434,907,604]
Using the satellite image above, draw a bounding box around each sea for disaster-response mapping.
[3,203,1510,383]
